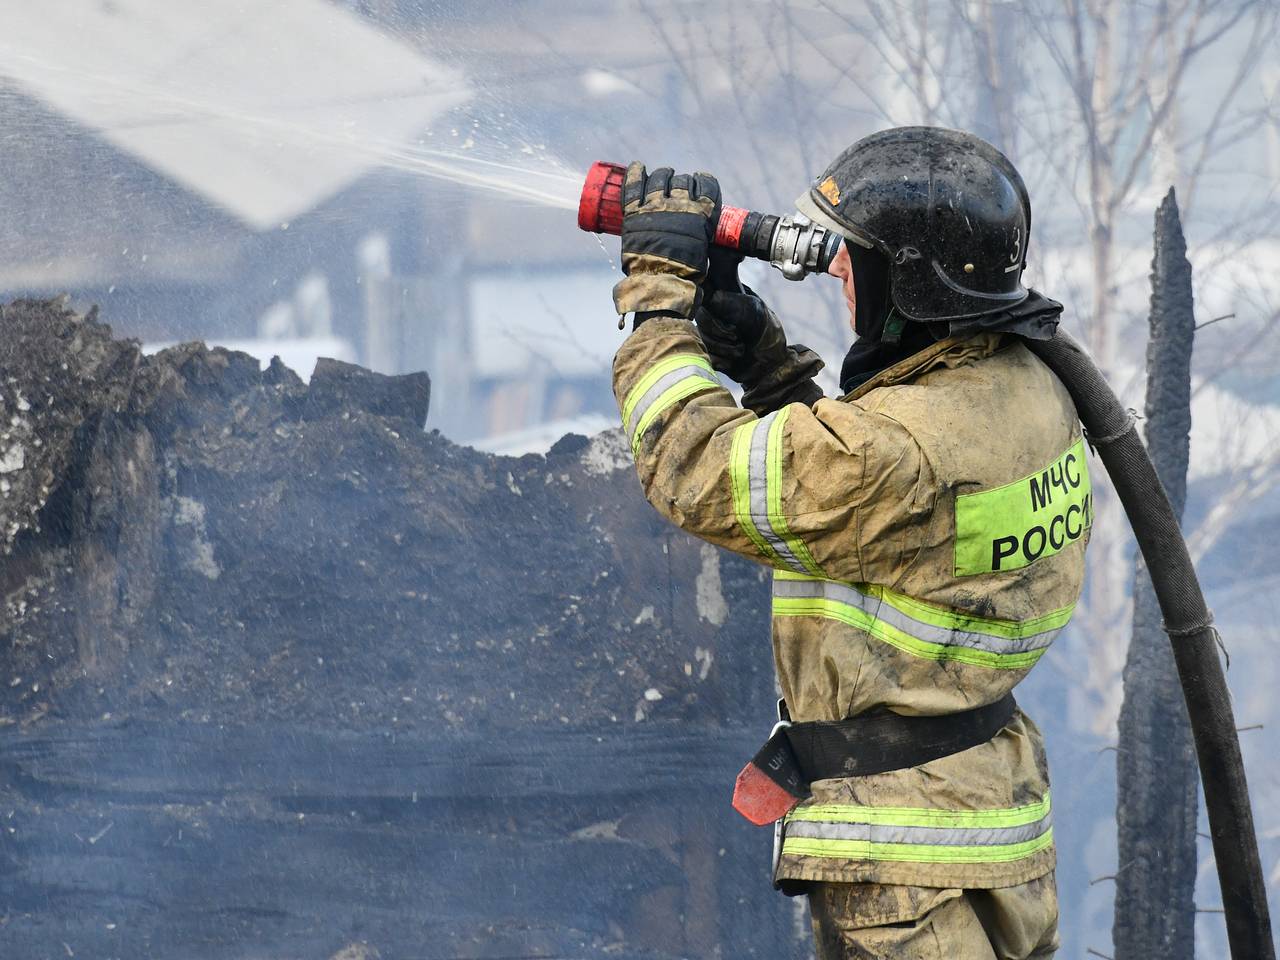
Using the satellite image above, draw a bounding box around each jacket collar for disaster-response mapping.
[842,332,1006,402]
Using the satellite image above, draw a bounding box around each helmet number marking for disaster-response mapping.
[1004,227,1022,273]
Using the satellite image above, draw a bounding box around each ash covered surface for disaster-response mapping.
[0,298,773,731]
[0,300,791,960]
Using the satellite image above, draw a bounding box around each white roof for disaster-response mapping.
[470,266,624,379]
[0,0,468,230]
[471,414,620,457]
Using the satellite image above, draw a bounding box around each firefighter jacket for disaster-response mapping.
[612,317,1090,889]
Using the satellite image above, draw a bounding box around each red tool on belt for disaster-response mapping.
[578,161,841,281]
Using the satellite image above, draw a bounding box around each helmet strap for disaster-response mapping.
[881,308,908,345]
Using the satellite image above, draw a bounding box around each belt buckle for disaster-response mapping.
[769,695,792,739]
[770,697,792,888]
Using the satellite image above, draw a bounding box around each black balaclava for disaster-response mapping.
[838,245,939,393]
[837,245,1065,394]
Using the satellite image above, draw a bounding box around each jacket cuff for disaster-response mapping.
[613,274,700,318]
[740,344,825,416]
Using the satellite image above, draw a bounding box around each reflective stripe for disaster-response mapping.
[771,572,1071,669]
[730,419,781,564]
[729,409,823,575]
[621,354,719,454]
[786,819,1051,848]
[766,410,824,574]
[789,791,1052,828]
[782,793,1053,864]
[781,830,1054,864]
[629,373,720,455]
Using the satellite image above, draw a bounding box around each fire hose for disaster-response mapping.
[1027,332,1273,960]
[579,162,1273,958]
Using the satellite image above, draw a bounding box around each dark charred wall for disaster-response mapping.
[0,299,793,959]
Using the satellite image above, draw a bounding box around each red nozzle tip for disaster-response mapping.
[579,161,626,235]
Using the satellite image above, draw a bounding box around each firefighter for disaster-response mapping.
[609,127,1086,959]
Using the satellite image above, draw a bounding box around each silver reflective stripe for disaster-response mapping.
[624,364,719,439]
[771,577,1061,656]
[745,412,808,574]
[785,810,1053,848]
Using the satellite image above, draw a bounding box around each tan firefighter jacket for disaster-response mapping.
[612,317,1090,889]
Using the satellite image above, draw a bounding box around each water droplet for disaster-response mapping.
[594,233,618,272]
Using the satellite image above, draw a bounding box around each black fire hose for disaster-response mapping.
[1026,331,1274,959]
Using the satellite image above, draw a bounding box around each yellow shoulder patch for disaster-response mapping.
[954,438,1092,577]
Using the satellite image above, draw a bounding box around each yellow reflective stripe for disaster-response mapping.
[771,596,1047,669]
[628,376,719,456]
[788,792,1051,829]
[771,571,1067,668]
[765,408,823,576]
[731,419,784,565]
[872,586,1074,641]
[730,411,822,574]
[773,570,1074,640]
[620,354,714,432]
[955,437,1092,576]
[782,792,1053,865]
[782,828,1054,864]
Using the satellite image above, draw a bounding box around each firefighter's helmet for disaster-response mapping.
[796,126,1031,322]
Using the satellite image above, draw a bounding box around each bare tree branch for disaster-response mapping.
[1181,6,1278,218]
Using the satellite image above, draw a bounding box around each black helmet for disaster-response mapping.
[796,126,1031,322]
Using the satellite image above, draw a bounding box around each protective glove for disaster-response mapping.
[612,162,720,322]
[693,250,824,415]
[693,246,762,379]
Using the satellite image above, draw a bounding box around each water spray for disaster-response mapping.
[578,162,841,281]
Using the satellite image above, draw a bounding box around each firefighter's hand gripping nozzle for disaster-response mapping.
[578,161,840,281]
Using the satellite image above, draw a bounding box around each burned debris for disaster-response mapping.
[0,299,790,959]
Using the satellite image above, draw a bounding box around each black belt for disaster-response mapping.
[785,692,1018,780]
[732,693,1018,826]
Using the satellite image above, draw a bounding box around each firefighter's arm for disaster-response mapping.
[693,251,825,416]
[614,317,933,584]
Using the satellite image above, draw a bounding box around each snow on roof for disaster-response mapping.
[0,0,468,230]
[470,266,623,379]
[471,413,619,457]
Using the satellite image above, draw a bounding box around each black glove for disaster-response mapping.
[694,247,770,380]
[693,251,824,415]
[612,162,721,322]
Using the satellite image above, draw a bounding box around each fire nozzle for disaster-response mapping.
[578,161,841,281]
